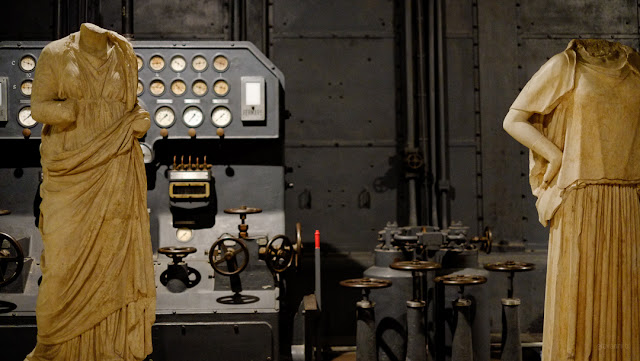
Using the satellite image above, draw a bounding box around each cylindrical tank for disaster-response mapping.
[364,248,412,361]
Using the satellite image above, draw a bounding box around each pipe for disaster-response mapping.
[122,0,134,39]
[315,230,321,311]
[404,0,418,226]
[427,0,439,227]
[54,0,64,39]
[435,0,450,228]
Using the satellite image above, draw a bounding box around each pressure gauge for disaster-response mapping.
[18,107,37,128]
[19,55,36,72]
[136,80,144,96]
[191,55,208,72]
[20,80,33,96]
[213,79,229,96]
[140,142,153,164]
[170,55,187,72]
[154,106,175,128]
[149,80,165,96]
[170,79,187,96]
[149,55,165,72]
[183,106,204,128]
[136,55,144,71]
[176,228,194,242]
[213,55,229,72]
[211,106,232,128]
[191,80,208,97]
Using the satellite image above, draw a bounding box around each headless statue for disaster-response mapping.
[27,23,155,361]
[504,39,640,360]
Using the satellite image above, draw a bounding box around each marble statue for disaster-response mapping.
[504,39,640,360]
[27,23,156,360]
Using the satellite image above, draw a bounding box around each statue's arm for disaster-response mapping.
[31,48,77,127]
[503,108,562,185]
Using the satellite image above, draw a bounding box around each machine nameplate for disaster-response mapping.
[168,170,211,181]
[157,99,173,104]
[184,99,200,104]
[241,76,265,121]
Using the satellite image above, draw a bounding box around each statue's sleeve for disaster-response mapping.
[31,45,77,127]
[510,50,576,115]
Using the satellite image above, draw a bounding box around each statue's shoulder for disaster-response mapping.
[41,33,77,58]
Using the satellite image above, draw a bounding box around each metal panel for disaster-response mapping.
[284,147,397,253]
[447,38,476,142]
[449,147,478,235]
[272,0,395,36]
[446,0,474,37]
[272,38,396,143]
[518,0,638,35]
[134,0,227,39]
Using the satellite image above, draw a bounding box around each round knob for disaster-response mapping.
[216,128,225,137]
[22,129,31,138]
[188,128,196,137]
[160,128,169,137]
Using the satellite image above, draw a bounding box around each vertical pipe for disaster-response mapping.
[356,302,377,361]
[314,230,321,311]
[122,0,134,39]
[54,0,64,39]
[435,0,450,228]
[500,299,522,361]
[406,301,428,361]
[451,299,473,361]
[427,0,439,227]
[404,0,418,226]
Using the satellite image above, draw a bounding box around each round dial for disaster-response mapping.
[149,55,165,72]
[170,79,187,96]
[20,80,33,96]
[191,55,208,72]
[154,106,175,128]
[183,106,204,128]
[136,80,144,96]
[211,106,232,128]
[19,55,36,72]
[140,143,153,164]
[170,55,187,72]
[176,228,194,242]
[213,79,229,96]
[136,55,144,71]
[191,80,208,97]
[213,55,229,72]
[18,107,37,128]
[149,80,165,96]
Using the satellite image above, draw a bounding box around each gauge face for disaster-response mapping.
[154,106,175,128]
[171,79,187,96]
[149,55,165,72]
[18,107,37,128]
[213,55,229,72]
[191,55,208,72]
[170,55,187,72]
[176,228,194,242]
[19,55,36,72]
[211,106,232,128]
[213,79,229,96]
[136,80,144,96]
[149,80,165,96]
[183,106,204,128]
[136,55,144,71]
[191,80,208,97]
[140,143,153,163]
[20,80,33,96]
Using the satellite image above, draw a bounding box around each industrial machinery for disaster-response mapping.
[0,40,299,361]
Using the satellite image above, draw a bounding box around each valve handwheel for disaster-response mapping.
[339,277,392,289]
[265,235,294,273]
[224,206,263,215]
[0,232,24,288]
[209,237,249,275]
[158,246,197,261]
[294,222,303,270]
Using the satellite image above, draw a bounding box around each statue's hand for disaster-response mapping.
[542,148,562,187]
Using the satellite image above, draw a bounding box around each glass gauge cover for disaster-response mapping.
[140,143,153,164]
[171,79,187,96]
[191,80,208,97]
[176,228,194,242]
[213,79,229,96]
[154,106,175,128]
[149,80,165,96]
[136,80,144,96]
[149,55,165,72]
[170,55,187,72]
[18,107,37,128]
[183,106,204,128]
[21,80,33,96]
[136,55,144,71]
[191,55,208,72]
[213,55,229,72]
[19,55,36,72]
[211,106,232,128]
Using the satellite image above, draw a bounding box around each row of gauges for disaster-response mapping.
[138,78,229,98]
[155,105,232,129]
[137,54,229,73]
